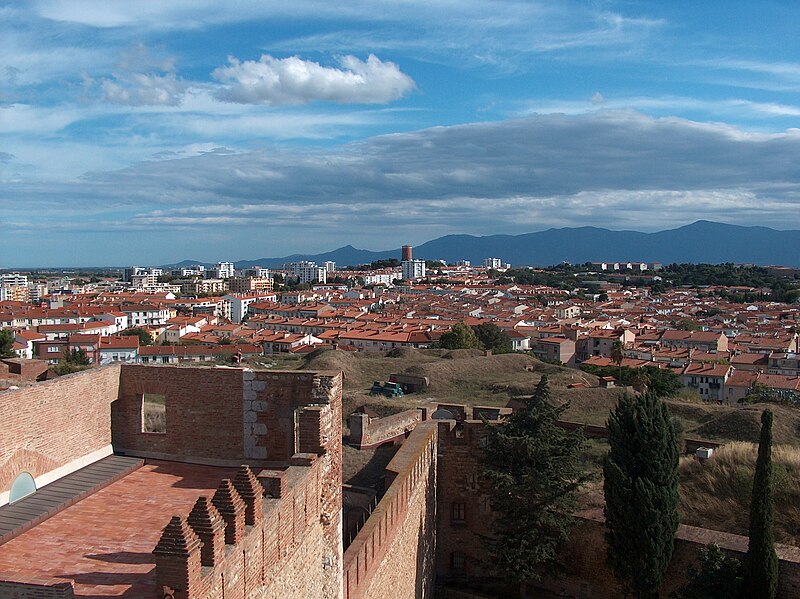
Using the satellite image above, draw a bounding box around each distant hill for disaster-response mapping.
[174,221,800,269]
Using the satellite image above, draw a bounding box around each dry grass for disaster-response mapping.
[666,400,800,446]
[679,441,800,545]
[142,402,166,433]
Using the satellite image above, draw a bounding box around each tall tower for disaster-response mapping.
[402,245,413,261]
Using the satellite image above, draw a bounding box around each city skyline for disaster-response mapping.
[4,2,800,265]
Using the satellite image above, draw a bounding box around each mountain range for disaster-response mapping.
[167,221,800,269]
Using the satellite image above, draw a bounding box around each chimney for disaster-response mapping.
[402,245,413,261]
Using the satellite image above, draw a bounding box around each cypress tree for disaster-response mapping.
[481,375,590,588]
[744,409,779,598]
[604,392,680,598]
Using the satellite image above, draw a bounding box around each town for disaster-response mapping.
[2,246,798,403]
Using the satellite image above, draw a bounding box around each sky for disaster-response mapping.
[3,1,800,266]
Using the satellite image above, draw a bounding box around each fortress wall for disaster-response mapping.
[347,408,423,449]
[0,365,120,505]
[343,422,438,599]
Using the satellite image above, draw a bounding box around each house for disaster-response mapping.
[680,362,733,403]
[530,336,576,366]
[98,336,140,365]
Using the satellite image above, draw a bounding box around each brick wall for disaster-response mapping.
[0,578,74,598]
[0,365,120,498]
[536,512,800,598]
[113,366,342,469]
[153,458,341,599]
[343,422,438,599]
[435,421,494,585]
[149,366,344,599]
[347,408,423,449]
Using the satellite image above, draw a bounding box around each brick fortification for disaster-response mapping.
[347,408,423,449]
[140,366,344,599]
[343,421,438,599]
[0,365,343,599]
[0,364,121,505]
[430,412,800,598]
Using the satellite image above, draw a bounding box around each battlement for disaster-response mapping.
[347,407,426,449]
[343,421,438,599]
[154,456,339,599]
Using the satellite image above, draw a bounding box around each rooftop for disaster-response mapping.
[0,460,237,598]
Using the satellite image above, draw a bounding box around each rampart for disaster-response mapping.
[347,408,424,449]
[537,511,800,598]
[343,421,438,599]
[154,457,341,599]
[0,365,120,506]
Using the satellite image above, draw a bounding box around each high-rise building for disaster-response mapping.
[401,259,426,280]
[482,258,503,270]
[286,261,327,284]
[214,262,235,279]
[323,261,336,273]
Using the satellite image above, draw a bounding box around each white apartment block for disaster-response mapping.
[363,273,397,286]
[287,261,327,284]
[323,261,336,273]
[401,259,426,280]
[482,258,503,270]
[0,273,29,287]
[214,262,235,279]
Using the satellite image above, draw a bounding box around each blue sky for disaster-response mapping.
[3,1,800,266]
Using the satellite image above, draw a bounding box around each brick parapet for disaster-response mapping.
[347,408,423,450]
[0,364,120,496]
[153,456,341,599]
[0,579,75,598]
[343,421,438,599]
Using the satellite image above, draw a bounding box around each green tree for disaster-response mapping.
[604,393,680,598]
[54,347,91,375]
[472,322,512,353]
[674,543,744,599]
[439,322,480,349]
[0,329,15,358]
[610,340,625,382]
[122,327,153,346]
[481,375,590,591]
[744,410,779,599]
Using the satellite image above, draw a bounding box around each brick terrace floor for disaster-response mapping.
[0,460,238,598]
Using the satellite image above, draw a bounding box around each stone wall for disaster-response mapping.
[343,422,438,599]
[0,365,120,504]
[347,408,423,449]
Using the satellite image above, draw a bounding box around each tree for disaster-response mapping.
[610,340,625,382]
[54,347,91,375]
[604,392,680,598]
[674,543,744,599]
[122,327,153,346]
[481,375,590,590]
[472,322,512,353]
[0,329,15,358]
[744,410,779,599]
[439,322,480,350]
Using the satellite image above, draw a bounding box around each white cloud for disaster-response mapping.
[100,72,186,106]
[211,53,415,105]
